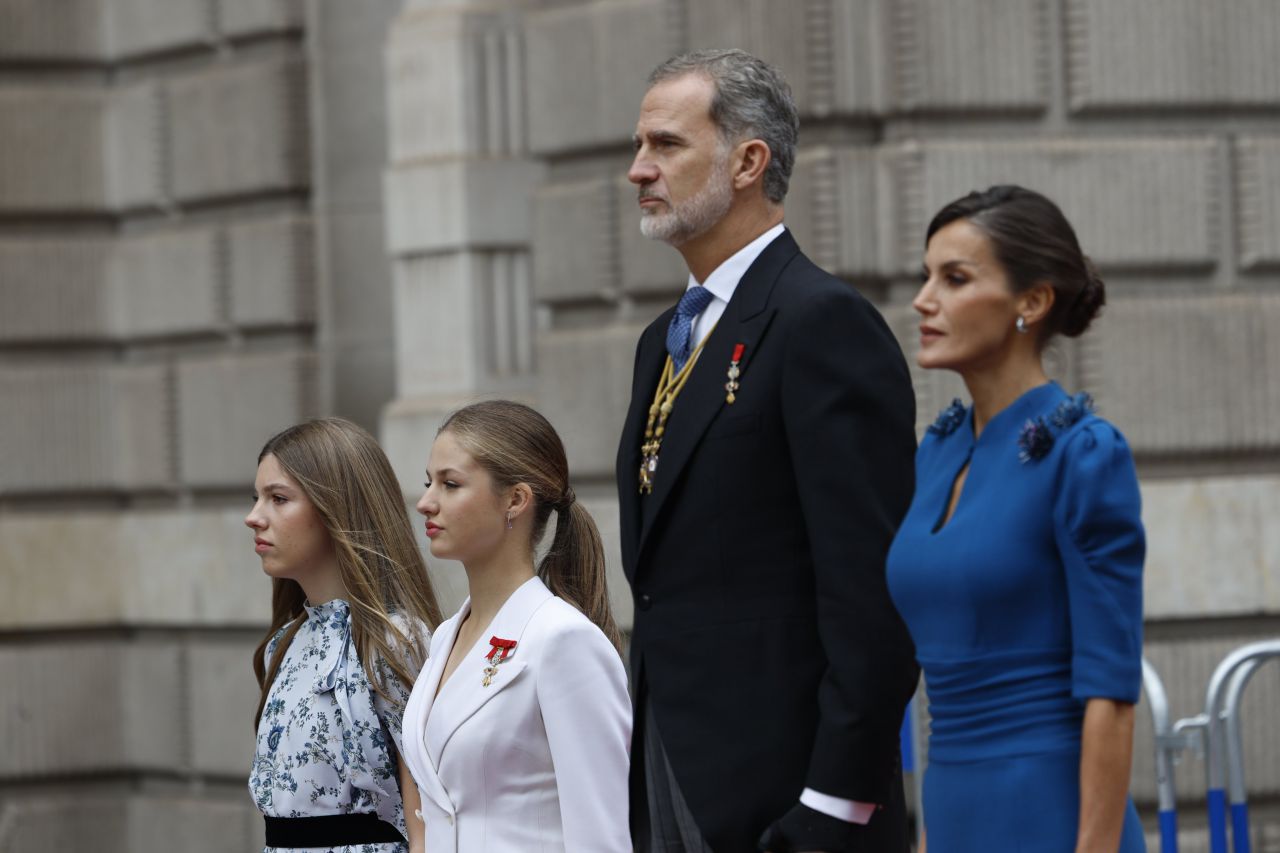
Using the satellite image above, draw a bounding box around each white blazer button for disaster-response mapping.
[446,814,454,825]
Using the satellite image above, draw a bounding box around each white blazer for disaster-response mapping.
[401,576,632,852]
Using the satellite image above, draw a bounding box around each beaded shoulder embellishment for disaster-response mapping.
[1017,393,1095,463]
[927,399,967,436]
[1051,392,1094,429]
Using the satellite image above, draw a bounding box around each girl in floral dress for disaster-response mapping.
[246,418,442,853]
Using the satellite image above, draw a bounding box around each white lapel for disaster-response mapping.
[404,609,463,815]
[424,576,553,766]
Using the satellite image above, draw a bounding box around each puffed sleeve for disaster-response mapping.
[1052,421,1145,704]
[371,658,411,754]
[371,615,431,755]
[535,615,632,853]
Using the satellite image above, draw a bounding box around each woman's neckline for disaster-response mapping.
[968,381,1062,443]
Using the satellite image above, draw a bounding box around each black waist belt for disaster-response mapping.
[264,813,406,847]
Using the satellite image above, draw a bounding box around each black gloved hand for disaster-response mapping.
[757,802,867,853]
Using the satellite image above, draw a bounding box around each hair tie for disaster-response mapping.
[557,487,576,511]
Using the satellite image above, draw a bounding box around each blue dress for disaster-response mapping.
[886,383,1146,852]
[249,600,423,853]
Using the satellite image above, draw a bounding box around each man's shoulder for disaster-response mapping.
[773,250,875,313]
[780,250,850,285]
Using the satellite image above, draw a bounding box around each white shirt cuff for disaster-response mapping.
[799,788,877,825]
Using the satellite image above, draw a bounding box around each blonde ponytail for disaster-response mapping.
[539,499,622,651]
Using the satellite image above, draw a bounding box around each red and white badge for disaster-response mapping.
[725,343,745,404]
[482,636,517,687]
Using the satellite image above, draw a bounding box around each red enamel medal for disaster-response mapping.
[725,343,745,404]
[482,636,517,687]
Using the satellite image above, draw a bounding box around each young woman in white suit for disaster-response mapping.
[400,400,632,853]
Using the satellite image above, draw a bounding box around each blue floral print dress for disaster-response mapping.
[249,599,422,853]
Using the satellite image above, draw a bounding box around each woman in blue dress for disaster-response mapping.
[887,185,1146,852]
[246,418,443,853]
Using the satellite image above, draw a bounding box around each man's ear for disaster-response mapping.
[732,139,772,192]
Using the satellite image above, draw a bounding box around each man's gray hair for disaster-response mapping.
[648,49,799,204]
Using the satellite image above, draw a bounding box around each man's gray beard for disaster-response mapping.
[639,162,734,246]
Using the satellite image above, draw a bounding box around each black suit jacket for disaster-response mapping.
[617,230,920,852]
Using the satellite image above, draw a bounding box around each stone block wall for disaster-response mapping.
[0,1,405,850]
[0,0,308,844]
[381,0,1280,844]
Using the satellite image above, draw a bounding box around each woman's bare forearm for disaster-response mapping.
[1075,698,1136,852]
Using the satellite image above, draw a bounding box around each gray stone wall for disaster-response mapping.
[2,0,1279,850]
[0,0,403,849]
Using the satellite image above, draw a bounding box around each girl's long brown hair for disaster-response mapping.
[252,417,443,728]
[439,400,622,651]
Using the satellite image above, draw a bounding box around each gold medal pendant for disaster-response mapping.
[637,331,714,495]
[639,443,659,494]
[638,391,667,496]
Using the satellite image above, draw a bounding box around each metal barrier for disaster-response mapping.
[1202,640,1280,853]
[1144,640,1280,853]
[1224,659,1264,853]
[1142,658,1182,853]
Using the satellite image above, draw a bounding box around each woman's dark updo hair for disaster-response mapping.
[926,185,1105,339]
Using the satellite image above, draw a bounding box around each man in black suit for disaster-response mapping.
[617,50,920,852]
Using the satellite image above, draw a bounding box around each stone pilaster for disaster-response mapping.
[382,2,545,490]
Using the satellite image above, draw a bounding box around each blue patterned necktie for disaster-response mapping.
[666,285,715,374]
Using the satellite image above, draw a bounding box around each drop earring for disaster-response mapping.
[1016,315,1028,334]
[505,512,513,531]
